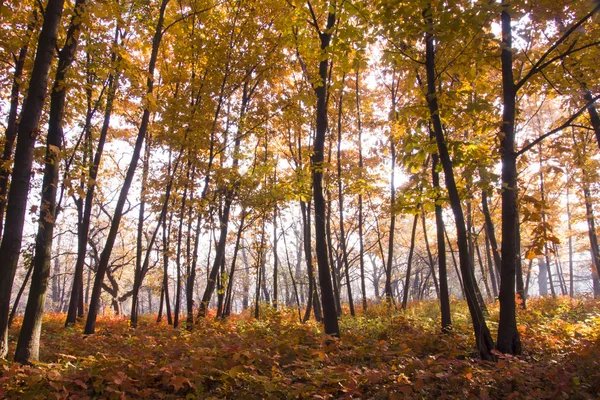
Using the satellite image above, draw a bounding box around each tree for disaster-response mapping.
[0,0,66,359]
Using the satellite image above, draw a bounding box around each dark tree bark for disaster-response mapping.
[424,6,495,359]
[85,0,169,335]
[0,0,65,359]
[0,10,37,241]
[432,149,451,331]
[273,201,279,308]
[306,1,339,336]
[496,5,522,356]
[14,0,85,363]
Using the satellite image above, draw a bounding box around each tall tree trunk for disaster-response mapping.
[355,70,367,311]
[385,140,396,304]
[336,73,354,316]
[273,201,279,308]
[497,5,522,356]
[309,3,339,336]
[0,0,65,359]
[85,0,169,335]
[424,6,495,359]
[14,0,85,364]
[174,167,190,328]
[0,10,37,241]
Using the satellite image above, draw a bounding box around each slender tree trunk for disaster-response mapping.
[8,265,33,328]
[273,201,279,308]
[281,214,302,321]
[0,0,65,359]
[65,27,120,326]
[85,0,169,335]
[336,74,354,316]
[14,0,86,364]
[424,6,494,359]
[444,226,465,298]
[401,214,419,309]
[326,188,341,315]
[475,238,492,300]
[385,140,396,304]
[173,168,189,328]
[301,201,314,322]
[539,148,557,297]
[197,81,248,318]
[421,208,440,298]
[432,150,451,331]
[223,211,246,317]
[162,214,173,324]
[567,183,574,297]
[482,191,501,276]
[484,230,499,298]
[497,5,522,356]
[355,70,367,311]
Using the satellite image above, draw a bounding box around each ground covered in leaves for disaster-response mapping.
[1,297,599,399]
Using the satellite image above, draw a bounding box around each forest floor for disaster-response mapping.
[1,297,599,399]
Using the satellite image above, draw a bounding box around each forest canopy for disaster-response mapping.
[0,0,599,389]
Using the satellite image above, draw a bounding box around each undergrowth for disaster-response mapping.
[0,296,598,399]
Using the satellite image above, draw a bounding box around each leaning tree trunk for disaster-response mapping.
[14,0,86,363]
[65,25,120,327]
[424,6,495,359]
[0,0,65,360]
[85,0,169,335]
